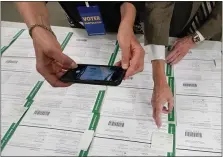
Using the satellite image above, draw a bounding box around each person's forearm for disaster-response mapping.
[152,60,167,85]
[120,2,136,27]
[15,2,50,28]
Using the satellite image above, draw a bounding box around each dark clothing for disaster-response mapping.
[58,2,145,34]
[169,2,193,37]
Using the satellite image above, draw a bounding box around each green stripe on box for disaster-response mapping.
[88,113,100,131]
[79,150,89,157]
[24,99,34,108]
[13,29,25,39]
[166,64,173,77]
[61,32,73,50]
[1,123,17,150]
[168,109,175,122]
[1,46,8,54]
[108,53,115,66]
[26,81,43,100]
[108,44,119,66]
[168,77,175,122]
[112,44,119,65]
[92,90,105,113]
[167,124,176,157]
[1,29,25,55]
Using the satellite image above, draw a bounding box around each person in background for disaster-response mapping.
[15,1,145,87]
[144,1,222,127]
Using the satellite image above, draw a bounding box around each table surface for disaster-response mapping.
[2,20,221,52]
[1,21,222,156]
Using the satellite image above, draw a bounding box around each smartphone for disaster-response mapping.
[60,64,126,86]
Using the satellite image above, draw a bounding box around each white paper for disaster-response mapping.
[68,55,110,65]
[88,137,167,156]
[2,126,83,156]
[174,59,220,73]
[101,89,168,121]
[176,95,221,130]
[1,83,35,100]
[3,29,69,57]
[174,69,221,81]
[1,57,36,72]
[176,124,221,152]
[1,98,28,138]
[2,38,36,57]
[151,132,173,152]
[175,79,221,97]
[95,116,169,143]
[30,96,95,113]
[63,37,115,65]
[1,27,22,46]
[183,49,222,60]
[78,130,95,151]
[104,86,151,104]
[192,40,222,51]
[1,71,44,85]
[20,106,93,132]
[119,73,154,89]
[63,44,114,59]
[176,149,222,156]
[66,37,115,48]
[34,81,105,100]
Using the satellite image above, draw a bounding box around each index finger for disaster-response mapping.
[166,48,178,61]
[48,48,77,69]
[154,105,162,128]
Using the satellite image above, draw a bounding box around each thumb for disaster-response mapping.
[49,48,77,69]
[121,46,130,70]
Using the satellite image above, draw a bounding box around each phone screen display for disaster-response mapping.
[77,65,115,81]
[61,64,125,84]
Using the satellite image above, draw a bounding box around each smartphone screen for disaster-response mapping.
[60,64,126,86]
[79,66,115,81]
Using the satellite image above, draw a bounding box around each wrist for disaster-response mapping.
[152,60,167,84]
[119,20,134,32]
[120,2,136,27]
[153,74,167,85]
[31,25,55,39]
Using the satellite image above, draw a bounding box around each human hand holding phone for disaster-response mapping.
[60,64,126,86]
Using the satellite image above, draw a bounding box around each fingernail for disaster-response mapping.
[122,63,128,69]
[70,62,78,69]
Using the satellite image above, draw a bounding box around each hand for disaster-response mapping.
[151,81,174,128]
[166,36,195,65]
[117,22,145,79]
[32,27,77,87]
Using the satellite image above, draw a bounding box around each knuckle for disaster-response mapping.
[36,64,43,74]
[50,81,57,88]
[139,65,144,72]
[133,63,140,70]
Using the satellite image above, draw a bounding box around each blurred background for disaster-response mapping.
[1,2,69,27]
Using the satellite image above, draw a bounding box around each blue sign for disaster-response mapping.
[77,5,106,36]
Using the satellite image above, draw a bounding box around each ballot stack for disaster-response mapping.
[173,46,222,156]
[1,25,222,156]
